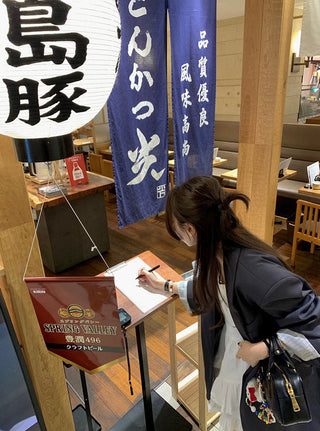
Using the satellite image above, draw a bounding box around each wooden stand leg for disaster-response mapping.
[168,302,178,399]
[0,134,75,431]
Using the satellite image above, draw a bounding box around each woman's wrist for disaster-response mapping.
[163,280,177,294]
[258,341,269,360]
[170,281,177,294]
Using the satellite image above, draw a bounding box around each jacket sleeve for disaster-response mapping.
[177,280,192,313]
[277,328,320,361]
[178,261,198,313]
[235,252,320,363]
[258,274,320,361]
[178,278,198,313]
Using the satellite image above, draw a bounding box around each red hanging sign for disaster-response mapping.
[25,276,124,373]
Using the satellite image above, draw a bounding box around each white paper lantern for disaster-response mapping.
[0,0,120,139]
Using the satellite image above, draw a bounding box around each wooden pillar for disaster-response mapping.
[236,0,294,243]
[0,135,75,431]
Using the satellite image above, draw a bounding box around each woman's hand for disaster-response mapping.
[137,268,164,291]
[236,340,269,367]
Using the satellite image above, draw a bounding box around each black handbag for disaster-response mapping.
[261,335,311,426]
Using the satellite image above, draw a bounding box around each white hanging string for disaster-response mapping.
[51,174,110,270]
[23,161,110,279]
[23,174,51,280]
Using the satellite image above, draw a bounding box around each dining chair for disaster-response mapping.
[100,159,116,202]
[290,199,320,267]
[88,153,102,174]
[100,159,114,179]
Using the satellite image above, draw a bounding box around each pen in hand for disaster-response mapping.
[135,264,160,280]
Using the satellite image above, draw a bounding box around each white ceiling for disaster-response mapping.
[217,0,304,21]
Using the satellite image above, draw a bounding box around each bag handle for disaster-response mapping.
[264,335,295,373]
[264,337,276,373]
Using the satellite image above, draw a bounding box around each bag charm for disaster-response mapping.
[246,373,276,425]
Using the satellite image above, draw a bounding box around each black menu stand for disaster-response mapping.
[110,322,192,431]
[71,369,101,431]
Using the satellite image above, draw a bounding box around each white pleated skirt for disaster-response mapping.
[207,284,249,431]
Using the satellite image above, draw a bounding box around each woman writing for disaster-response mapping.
[138,176,320,431]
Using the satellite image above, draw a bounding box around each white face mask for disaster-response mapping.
[174,220,197,247]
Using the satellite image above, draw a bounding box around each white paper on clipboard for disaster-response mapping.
[104,257,169,313]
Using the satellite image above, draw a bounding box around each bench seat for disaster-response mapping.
[213,121,320,205]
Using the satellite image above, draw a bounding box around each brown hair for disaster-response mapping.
[165,176,285,315]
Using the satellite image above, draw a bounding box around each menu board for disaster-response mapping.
[25,276,124,373]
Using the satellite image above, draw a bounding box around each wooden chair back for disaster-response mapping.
[291,199,320,266]
[88,153,102,174]
[100,159,114,179]
[100,159,115,202]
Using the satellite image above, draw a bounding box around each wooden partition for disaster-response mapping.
[0,135,75,430]
[236,0,295,243]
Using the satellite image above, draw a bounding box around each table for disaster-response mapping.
[109,251,192,431]
[212,157,228,167]
[220,168,297,182]
[220,167,238,180]
[99,148,112,160]
[168,157,228,170]
[298,186,320,198]
[73,137,94,152]
[25,172,114,273]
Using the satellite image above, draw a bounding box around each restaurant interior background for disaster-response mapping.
[85,0,313,151]
[2,1,320,431]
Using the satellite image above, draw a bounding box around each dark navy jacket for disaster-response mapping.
[186,247,320,430]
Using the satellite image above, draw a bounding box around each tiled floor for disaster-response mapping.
[155,381,220,430]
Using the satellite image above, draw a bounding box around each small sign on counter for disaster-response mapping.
[65,154,88,185]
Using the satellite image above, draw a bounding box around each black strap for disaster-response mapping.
[122,327,134,396]
[264,335,295,373]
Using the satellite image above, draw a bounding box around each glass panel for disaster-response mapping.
[0,290,46,431]
[298,84,320,121]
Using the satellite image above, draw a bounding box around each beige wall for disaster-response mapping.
[93,104,110,144]
[216,16,244,121]
[216,11,303,123]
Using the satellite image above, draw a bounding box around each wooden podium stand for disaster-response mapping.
[108,251,192,431]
